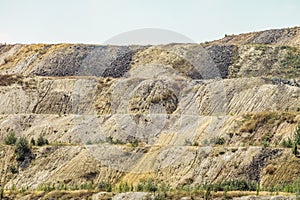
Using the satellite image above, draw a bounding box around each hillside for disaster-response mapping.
[0,27,300,199]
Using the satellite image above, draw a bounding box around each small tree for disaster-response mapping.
[292,123,300,156]
[15,137,31,161]
[4,132,17,145]
[130,139,139,148]
[294,124,300,145]
[292,141,298,156]
[0,186,3,199]
[256,183,260,196]
[262,140,269,148]
[205,185,212,200]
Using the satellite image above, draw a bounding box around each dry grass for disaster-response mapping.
[240,111,297,133]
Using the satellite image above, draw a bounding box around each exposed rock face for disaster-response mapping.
[205,44,237,78]
[0,27,299,197]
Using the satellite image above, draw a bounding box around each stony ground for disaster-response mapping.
[0,27,299,199]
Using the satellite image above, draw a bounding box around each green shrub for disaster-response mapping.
[0,186,3,199]
[192,141,199,146]
[15,137,31,161]
[292,141,298,156]
[135,179,159,193]
[281,137,293,148]
[9,165,18,174]
[280,178,300,193]
[262,139,270,148]
[130,139,139,148]
[153,193,166,200]
[204,185,211,200]
[185,139,192,146]
[281,124,300,155]
[30,138,35,146]
[69,184,79,190]
[118,182,131,193]
[4,131,17,145]
[136,182,144,191]
[86,140,93,145]
[202,139,209,145]
[256,183,260,196]
[159,182,170,193]
[279,45,294,50]
[211,137,226,145]
[205,180,256,192]
[56,183,67,190]
[107,136,114,144]
[37,183,55,192]
[254,44,269,52]
[37,134,48,146]
[185,139,199,146]
[106,136,125,145]
[97,181,112,192]
[80,183,94,190]
[281,48,300,69]
[144,179,158,192]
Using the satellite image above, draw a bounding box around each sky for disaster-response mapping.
[0,0,299,44]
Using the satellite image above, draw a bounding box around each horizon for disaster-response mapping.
[1,26,299,46]
[0,0,299,45]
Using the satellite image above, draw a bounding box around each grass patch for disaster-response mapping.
[239,112,298,147]
[240,112,296,134]
[3,179,300,199]
[281,47,300,69]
